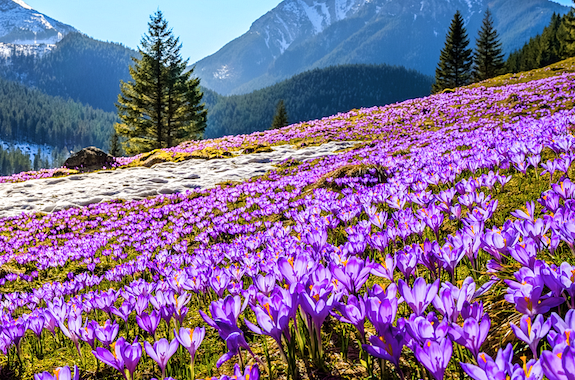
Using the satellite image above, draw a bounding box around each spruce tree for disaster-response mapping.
[473,9,504,82]
[433,10,473,93]
[559,2,575,59]
[109,132,122,157]
[115,11,207,155]
[271,99,289,129]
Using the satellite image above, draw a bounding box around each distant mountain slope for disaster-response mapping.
[0,73,116,150]
[194,0,570,95]
[0,0,76,44]
[0,32,138,112]
[203,63,433,138]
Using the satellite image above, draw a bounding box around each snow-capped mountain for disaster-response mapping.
[193,0,570,95]
[0,0,76,45]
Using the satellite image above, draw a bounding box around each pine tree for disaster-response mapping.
[432,10,473,93]
[109,132,122,157]
[33,147,41,171]
[473,9,505,82]
[271,99,289,130]
[115,11,207,155]
[559,2,575,59]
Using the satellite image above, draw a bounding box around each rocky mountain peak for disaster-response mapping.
[0,0,77,45]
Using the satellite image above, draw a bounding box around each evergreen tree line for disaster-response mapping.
[203,64,433,138]
[434,3,575,92]
[0,76,116,149]
[505,9,575,73]
[0,146,33,176]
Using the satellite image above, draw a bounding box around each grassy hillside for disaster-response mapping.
[204,64,433,138]
[0,58,574,380]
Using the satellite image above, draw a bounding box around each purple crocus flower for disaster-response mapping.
[111,301,133,322]
[505,283,564,317]
[175,326,205,379]
[510,314,551,358]
[370,254,396,281]
[93,337,142,380]
[330,256,374,294]
[300,279,337,335]
[414,338,453,380]
[58,311,83,356]
[333,294,367,339]
[449,314,490,358]
[27,314,45,338]
[136,310,161,336]
[510,357,543,380]
[245,293,292,346]
[432,277,476,324]
[277,255,314,285]
[80,320,99,349]
[398,277,440,316]
[404,312,449,349]
[541,345,575,380]
[511,201,537,222]
[397,246,418,280]
[175,326,205,361]
[539,190,561,213]
[34,365,80,380]
[254,274,277,295]
[460,344,515,380]
[144,338,179,380]
[95,320,120,347]
[363,325,405,372]
[200,295,257,368]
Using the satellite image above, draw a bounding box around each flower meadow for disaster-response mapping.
[1,63,575,380]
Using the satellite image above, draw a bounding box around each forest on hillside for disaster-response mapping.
[203,64,433,138]
[0,32,137,113]
[505,11,575,73]
[0,77,116,149]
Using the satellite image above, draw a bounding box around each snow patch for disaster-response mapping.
[0,2,76,45]
[335,0,354,21]
[0,139,55,164]
[277,30,290,54]
[0,42,55,58]
[12,0,32,10]
[213,65,232,80]
[297,0,328,34]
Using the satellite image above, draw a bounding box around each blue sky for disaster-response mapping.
[22,0,574,64]
[23,0,283,64]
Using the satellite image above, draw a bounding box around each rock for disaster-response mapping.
[64,147,116,172]
[248,158,272,164]
[51,168,79,177]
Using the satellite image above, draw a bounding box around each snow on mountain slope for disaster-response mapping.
[0,139,55,164]
[193,0,569,95]
[0,0,77,45]
[0,42,54,58]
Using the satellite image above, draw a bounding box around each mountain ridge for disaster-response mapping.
[193,0,571,95]
[0,0,76,45]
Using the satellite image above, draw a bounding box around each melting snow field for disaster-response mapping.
[0,141,354,217]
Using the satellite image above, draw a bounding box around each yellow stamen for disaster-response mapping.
[110,342,117,359]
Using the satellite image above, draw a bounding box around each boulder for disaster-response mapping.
[63,147,116,172]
